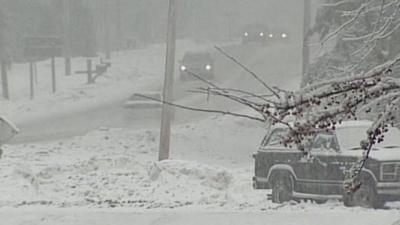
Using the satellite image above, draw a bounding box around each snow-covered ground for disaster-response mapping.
[1,114,400,224]
[0,114,265,209]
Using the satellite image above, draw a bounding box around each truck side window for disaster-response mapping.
[311,132,339,152]
[262,128,289,148]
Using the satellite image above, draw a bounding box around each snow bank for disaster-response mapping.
[0,123,262,210]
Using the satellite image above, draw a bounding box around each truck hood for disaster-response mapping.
[369,148,400,161]
[343,147,400,162]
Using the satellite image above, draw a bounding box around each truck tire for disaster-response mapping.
[271,174,293,203]
[343,182,383,208]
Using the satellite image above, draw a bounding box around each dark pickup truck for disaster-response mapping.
[253,120,400,208]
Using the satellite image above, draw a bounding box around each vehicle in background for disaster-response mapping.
[253,120,400,208]
[267,28,290,43]
[179,51,215,81]
[241,23,269,45]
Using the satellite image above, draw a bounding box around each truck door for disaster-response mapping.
[297,132,342,194]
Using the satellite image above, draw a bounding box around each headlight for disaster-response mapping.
[205,64,212,70]
[381,163,397,181]
[269,33,274,38]
[180,65,186,71]
[259,32,264,37]
[244,32,248,37]
[281,33,287,38]
[382,164,396,173]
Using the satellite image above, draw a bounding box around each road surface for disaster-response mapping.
[11,42,301,144]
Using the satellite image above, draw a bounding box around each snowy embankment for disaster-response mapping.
[0,40,211,123]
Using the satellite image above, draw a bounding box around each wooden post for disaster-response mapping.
[65,57,71,76]
[87,59,92,84]
[51,55,56,93]
[1,60,9,100]
[29,62,34,99]
[34,62,38,84]
[159,0,177,161]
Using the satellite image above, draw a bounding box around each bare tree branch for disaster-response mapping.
[134,94,265,122]
[214,45,281,99]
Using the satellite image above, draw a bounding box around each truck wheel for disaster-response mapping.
[271,175,293,203]
[343,183,382,208]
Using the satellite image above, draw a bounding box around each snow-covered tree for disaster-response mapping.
[307,0,400,84]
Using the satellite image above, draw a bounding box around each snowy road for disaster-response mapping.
[11,99,159,143]
[1,209,399,225]
[11,42,301,144]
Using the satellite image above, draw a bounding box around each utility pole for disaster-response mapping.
[159,0,177,161]
[302,0,311,87]
[63,0,71,76]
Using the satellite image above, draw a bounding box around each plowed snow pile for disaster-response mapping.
[0,124,269,210]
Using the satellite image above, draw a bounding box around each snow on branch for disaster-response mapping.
[321,2,370,45]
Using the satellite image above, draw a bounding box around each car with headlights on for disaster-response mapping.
[253,120,400,208]
[267,28,290,43]
[241,23,269,45]
[179,51,215,81]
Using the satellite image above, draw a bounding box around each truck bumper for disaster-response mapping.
[252,176,269,189]
[180,71,214,81]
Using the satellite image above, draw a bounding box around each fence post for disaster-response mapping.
[87,59,92,84]
[29,62,34,99]
[34,62,38,84]
[1,60,9,100]
[51,56,56,93]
